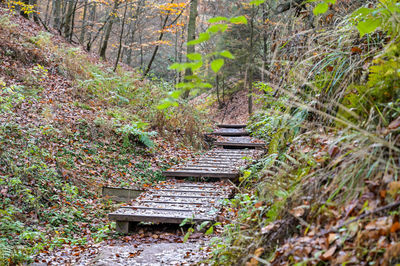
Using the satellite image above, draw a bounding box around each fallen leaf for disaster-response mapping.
[351,47,362,54]
[390,221,400,233]
[321,245,336,260]
[328,233,337,244]
[388,181,400,196]
[290,206,305,217]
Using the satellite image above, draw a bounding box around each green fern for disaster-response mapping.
[0,239,12,266]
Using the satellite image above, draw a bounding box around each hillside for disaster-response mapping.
[0,7,207,264]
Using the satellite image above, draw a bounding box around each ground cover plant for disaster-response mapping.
[0,6,207,264]
[205,0,400,265]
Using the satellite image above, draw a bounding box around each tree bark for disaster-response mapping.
[248,6,255,115]
[182,0,198,98]
[64,0,75,39]
[44,0,51,25]
[52,0,61,29]
[79,0,88,44]
[114,2,129,71]
[86,2,96,51]
[69,0,78,42]
[125,0,145,66]
[100,0,120,60]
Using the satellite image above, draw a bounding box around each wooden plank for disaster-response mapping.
[214,142,265,148]
[138,200,213,205]
[154,189,222,193]
[145,194,221,199]
[163,170,239,178]
[183,164,235,168]
[120,206,194,212]
[209,128,249,136]
[102,187,144,202]
[217,124,246,128]
[109,213,214,224]
[173,167,237,172]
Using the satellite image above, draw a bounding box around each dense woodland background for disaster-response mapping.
[0,0,399,265]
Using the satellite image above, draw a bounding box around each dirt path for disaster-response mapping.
[33,224,212,265]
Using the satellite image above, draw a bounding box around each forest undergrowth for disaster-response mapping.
[0,7,208,264]
[207,0,400,265]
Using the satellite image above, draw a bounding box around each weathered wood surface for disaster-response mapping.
[217,124,246,128]
[162,148,263,179]
[108,125,266,233]
[214,136,266,148]
[108,180,233,232]
[209,128,249,136]
[102,187,144,202]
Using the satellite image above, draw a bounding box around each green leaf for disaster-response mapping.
[169,62,191,71]
[186,53,202,61]
[230,16,248,24]
[191,60,203,71]
[313,2,329,15]
[220,50,235,59]
[207,24,228,33]
[183,231,190,242]
[208,16,228,23]
[249,0,265,5]
[157,99,178,110]
[169,90,183,99]
[205,226,214,235]
[197,82,213,88]
[197,221,210,231]
[176,82,196,89]
[357,18,381,37]
[211,59,224,73]
[179,218,191,227]
[187,32,210,46]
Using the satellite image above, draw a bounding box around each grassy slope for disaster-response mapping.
[0,8,206,264]
[208,1,400,265]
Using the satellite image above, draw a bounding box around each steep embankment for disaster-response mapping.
[206,1,400,265]
[0,8,205,264]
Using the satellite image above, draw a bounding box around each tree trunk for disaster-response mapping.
[139,27,143,70]
[100,0,119,60]
[44,0,51,25]
[248,7,255,115]
[182,0,198,98]
[52,0,61,29]
[216,74,221,107]
[69,0,78,41]
[64,0,75,39]
[114,2,129,71]
[125,0,144,66]
[79,0,88,44]
[86,2,96,51]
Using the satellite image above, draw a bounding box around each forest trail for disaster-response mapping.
[84,125,265,265]
[109,124,265,233]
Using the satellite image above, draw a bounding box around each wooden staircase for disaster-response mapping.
[108,124,266,233]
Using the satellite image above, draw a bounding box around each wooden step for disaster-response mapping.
[214,136,266,148]
[108,181,233,233]
[209,128,249,136]
[217,124,246,128]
